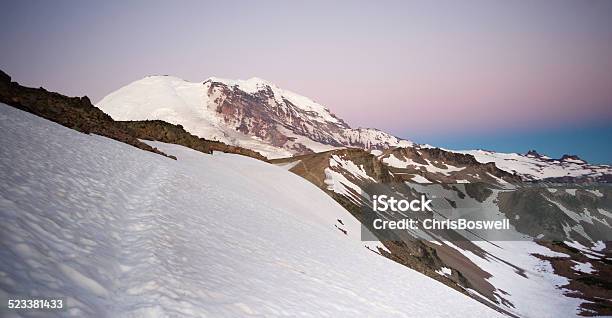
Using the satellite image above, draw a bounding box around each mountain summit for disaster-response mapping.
[97,76,412,158]
[97,75,611,182]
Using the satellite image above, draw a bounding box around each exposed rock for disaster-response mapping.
[0,70,174,159]
[535,241,612,316]
[0,69,267,162]
[526,149,543,158]
[270,147,510,310]
[378,147,521,185]
[118,120,267,161]
[560,154,585,163]
[98,76,413,159]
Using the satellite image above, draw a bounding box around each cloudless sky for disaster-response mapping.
[1,0,611,163]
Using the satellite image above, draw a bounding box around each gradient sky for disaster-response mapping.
[1,0,611,163]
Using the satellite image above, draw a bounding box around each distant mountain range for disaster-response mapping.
[97,75,611,183]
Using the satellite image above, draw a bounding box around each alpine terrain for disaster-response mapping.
[0,103,502,317]
[0,70,610,317]
[97,74,612,317]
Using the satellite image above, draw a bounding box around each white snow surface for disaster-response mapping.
[382,154,465,176]
[410,175,432,184]
[96,75,292,159]
[329,155,375,182]
[324,168,367,205]
[456,149,611,181]
[445,240,583,318]
[436,267,452,277]
[96,75,413,159]
[571,261,596,274]
[0,104,500,317]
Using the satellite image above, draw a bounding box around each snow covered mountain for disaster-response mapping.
[97,76,413,159]
[97,75,611,183]
[273,148,612,317]
[0,103,501,317]
[456,149,612,183]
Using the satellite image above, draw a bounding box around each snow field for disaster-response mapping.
[0,104,501,317]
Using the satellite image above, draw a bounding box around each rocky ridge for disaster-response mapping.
[0,70,265,162]
[97,75,413,159]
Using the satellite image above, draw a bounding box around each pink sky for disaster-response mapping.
[1,0,611,140]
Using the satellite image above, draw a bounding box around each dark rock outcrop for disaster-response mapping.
[526,149,543,158]
[118,120,267,161]
[560,154,585,163]
[0,70,174,159]
[203,78,410,155]
[0,69,267,162]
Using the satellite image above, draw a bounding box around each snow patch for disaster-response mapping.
[436,267,452,277]
[410,175,432,184]
[571,261,595,274]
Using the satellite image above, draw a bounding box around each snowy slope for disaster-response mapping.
[446,240,583,318]
[276,149,607,317]
[97,76,413,159]
[0,103,499,317]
